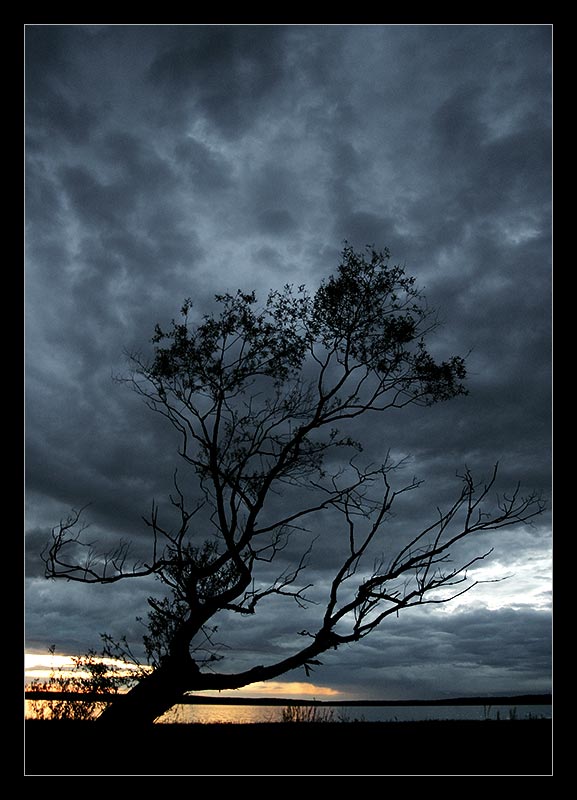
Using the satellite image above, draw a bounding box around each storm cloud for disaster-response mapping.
[25,25,551,699]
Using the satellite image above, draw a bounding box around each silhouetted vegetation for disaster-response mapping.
[281,704,336,723]
[26,645,129,721]
[42,245,544,725]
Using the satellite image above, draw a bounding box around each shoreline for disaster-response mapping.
[24,690,552,706]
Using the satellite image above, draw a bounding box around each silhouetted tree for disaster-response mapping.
[42,245,544,725]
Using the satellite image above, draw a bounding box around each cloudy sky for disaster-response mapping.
[25,24,552,701]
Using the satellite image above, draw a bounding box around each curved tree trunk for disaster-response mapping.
[97,657,201,726]
[97,635,337,726]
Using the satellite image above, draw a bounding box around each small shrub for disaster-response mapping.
[26,645,128,721]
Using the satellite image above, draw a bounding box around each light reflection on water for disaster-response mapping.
[157,705,283,724]
[155,704,552,724]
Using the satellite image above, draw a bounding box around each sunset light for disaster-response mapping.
[189,681,342,699]
[25,22,551,775]
[24,652,146,685]
[24,652,339,699]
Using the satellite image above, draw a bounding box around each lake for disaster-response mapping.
[155,703,552,724]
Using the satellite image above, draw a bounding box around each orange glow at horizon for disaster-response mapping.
[25,653,342,699]
[24,652,147,685]
[190,680,342,698]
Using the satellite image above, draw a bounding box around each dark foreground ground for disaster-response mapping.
[24,718,552,776]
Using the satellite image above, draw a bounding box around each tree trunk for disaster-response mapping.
[96,657,199,726]
[96,635,337,726]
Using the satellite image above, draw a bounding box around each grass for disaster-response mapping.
[280,704,336,723]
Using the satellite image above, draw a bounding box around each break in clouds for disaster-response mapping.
[25,25,551,699]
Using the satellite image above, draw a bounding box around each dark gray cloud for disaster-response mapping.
[324,605,552,699]
[146,25,292,137]
[25,24,551,700]
[174,137,234,191]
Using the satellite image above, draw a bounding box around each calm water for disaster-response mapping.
[155,704,552,724]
